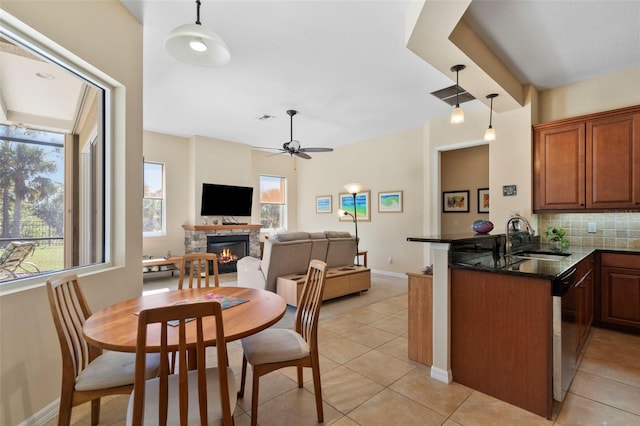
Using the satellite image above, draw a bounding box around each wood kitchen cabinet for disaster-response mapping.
[406,272,432,366]
[600,253,640,331]
[450,269,553,419]
[575,254,594,356]
[533,106,640,212]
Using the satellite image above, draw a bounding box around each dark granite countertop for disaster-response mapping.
[408,233,639,282]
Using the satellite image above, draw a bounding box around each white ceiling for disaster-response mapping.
[2,1,639,153]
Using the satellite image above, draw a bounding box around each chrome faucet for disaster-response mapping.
[505,214,535,253]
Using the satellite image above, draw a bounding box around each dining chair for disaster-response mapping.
[239,259,328,426]
[46,273,161,426]
[178,252,220,289]
[127,301,237,425]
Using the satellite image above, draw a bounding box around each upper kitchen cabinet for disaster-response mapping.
[533,106,640,212]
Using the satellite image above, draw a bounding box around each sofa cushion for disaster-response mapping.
[271,232,310,242]
[325,237,357,267]
[324,231,353,239]
[261,239,313,292]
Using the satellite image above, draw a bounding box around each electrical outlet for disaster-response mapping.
[588,223,597,233]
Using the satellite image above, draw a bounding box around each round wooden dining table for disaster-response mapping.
[83,287,287,352]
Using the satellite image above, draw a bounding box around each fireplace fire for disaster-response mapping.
[206,235,250,273]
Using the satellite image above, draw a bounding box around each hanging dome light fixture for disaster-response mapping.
[165,0,230,67]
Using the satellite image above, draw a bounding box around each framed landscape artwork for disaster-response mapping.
[315,195,332,214]
[443,190,469,213]
[339,190,370,221]
[378,190,403,213]
[477,188,489,213]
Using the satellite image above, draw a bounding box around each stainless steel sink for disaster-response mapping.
[512,252,571,261]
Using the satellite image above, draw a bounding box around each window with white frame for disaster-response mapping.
[0,22,108,285]
[143,162,165,236]
[260,175,286,231]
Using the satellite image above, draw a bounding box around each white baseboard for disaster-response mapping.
[370,269,406,279]
[430,366,453,384]
[19,399,58,425]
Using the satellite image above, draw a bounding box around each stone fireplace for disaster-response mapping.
[183,224,261,274]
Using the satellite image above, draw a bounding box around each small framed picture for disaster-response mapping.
[315,195,332,214]
[443,190,469,213]
[477,188,489,213]
[378,190,403,213]
[503,185,517,196]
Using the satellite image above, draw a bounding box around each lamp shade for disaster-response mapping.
[344,183,363,194]
[450,106,464,124]
[165,23,230,67]
[484,126,496,142]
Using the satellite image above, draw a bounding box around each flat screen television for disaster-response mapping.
[200,183,253,217]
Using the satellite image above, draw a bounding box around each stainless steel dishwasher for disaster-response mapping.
[552,267,577,402]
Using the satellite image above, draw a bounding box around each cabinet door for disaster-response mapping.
[587,113,640,209]
[578,267,594,349]
[600,266,640,330]
[534,123,586,210]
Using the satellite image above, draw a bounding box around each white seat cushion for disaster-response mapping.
[241,329,309,365]
[75,351,160,391]
[125,367,237,426]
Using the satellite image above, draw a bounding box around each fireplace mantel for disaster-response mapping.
[182,224,262,231]
[183,224,262,259]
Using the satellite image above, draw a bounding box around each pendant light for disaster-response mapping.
[484,93,498,142]
[165,0,230,67]
[449,65,465,124]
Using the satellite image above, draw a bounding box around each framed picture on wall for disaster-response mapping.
[315,195,332,214]
[443,190,469,213]
[378,190,403,213]
[339,190,371,221]
[477,188,489,213]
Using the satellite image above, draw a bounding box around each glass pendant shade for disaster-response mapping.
[450,106,464,124]
[484,126,496,142]
[165,23,230,67]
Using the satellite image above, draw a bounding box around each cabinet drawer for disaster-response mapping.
[601,253,640,269]
[350,270,371,292]
[323,275,350,298]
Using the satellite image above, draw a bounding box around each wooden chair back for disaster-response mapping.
[294,259,328,351]
[178,253,220,289]
[130,301,234,426]
[47,273,98,383]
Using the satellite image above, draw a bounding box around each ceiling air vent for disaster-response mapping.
[431,85,475,106]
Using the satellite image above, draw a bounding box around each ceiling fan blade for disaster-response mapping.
[294,151,312,160]
[299,147,333,153]
[267,150,287,157]
[252,146,283,151]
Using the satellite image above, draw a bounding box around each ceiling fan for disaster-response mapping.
[256,110,333,160]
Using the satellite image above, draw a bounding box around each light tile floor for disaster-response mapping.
[47,273,640,425]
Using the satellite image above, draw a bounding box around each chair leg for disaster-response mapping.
[251,368,260,426]
[238,356,247,397]
[297,366,303,387]
[311,356,324,423]
[57,388,74,426]
[90,398,100,426]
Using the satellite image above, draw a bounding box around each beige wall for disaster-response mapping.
[538,67,640,123]
[441,145,489,234]
[0,2,142,424]
[295,127,426,275]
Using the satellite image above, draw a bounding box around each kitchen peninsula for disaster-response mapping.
[407,231,639,419]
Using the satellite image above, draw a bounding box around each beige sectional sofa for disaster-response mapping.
[236,231,360,292]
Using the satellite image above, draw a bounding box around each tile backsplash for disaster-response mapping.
[538,213,640,250]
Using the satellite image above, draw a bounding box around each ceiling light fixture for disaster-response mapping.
[165,0,230,67]
[450,65,465,124]
[484,93,498,142]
